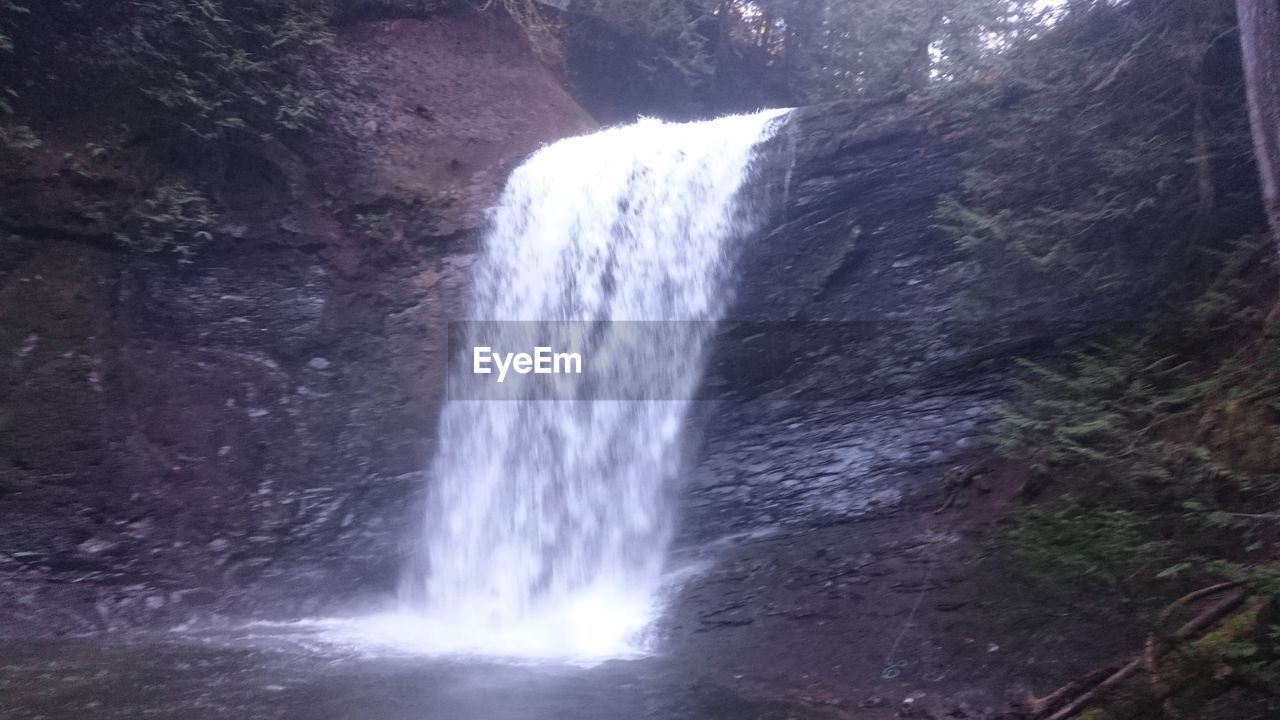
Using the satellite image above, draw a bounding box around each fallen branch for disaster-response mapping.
[1145,581,1246,703]
[1035,584,1247,720]
[1040,657,1144,720]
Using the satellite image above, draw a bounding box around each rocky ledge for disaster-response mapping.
[0,11,593,636]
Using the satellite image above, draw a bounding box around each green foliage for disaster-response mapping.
[90,0,334,141]
[1,1,336,143]
[997,314,1279,505]
[991,236,1280,616]
[935,0,1256,318]
[1001,502,1169,594]
[577,0,715,85]
[997,341,1223,503]
[990,307,1280,720]
[572,0,1046,113]
[785,0,1042,102]
[115,181,218,260]
[1203,562,1280,703]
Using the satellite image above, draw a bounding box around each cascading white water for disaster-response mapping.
[366,109,787,660]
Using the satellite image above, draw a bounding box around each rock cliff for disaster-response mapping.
[0,11,594,633]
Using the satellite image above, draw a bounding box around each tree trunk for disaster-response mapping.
[1236,0,1280,261]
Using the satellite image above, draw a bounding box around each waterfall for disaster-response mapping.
[384,109,788,660]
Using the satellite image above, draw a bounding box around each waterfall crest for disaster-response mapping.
[390,109,788,660]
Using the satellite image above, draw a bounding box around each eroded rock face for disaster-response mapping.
[708,100,985,400]
[688,100,1002,531]
[0,13,594,634]
[664,100,1104,712]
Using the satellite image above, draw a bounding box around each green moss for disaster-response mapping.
[1196,607,1259,654]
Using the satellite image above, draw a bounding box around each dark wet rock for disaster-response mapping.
[76,538,120,557]
[0,13,593,636]
[681,99,1024,545]
[131,266,329,355]
[665,99,1116,713]
[706,100,1061,404]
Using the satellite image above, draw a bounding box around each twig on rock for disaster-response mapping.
[1035,584,1247,720]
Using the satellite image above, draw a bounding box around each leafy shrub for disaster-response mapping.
[94,0,335,141]
[1,1,335,142]
[935,0,1258,320]
[1001,503,1170,595]
[946,8,1277,648]
[991,252,1279,609]
[115,181,218,260]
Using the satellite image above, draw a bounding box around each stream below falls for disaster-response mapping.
[1,631,828,720]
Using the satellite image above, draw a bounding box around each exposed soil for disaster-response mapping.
[327,11,597,236]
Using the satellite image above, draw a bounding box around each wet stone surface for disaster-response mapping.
[0,632,840,720]
[682,390,1001,541]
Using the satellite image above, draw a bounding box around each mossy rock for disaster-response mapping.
[1195,604,1260,654]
